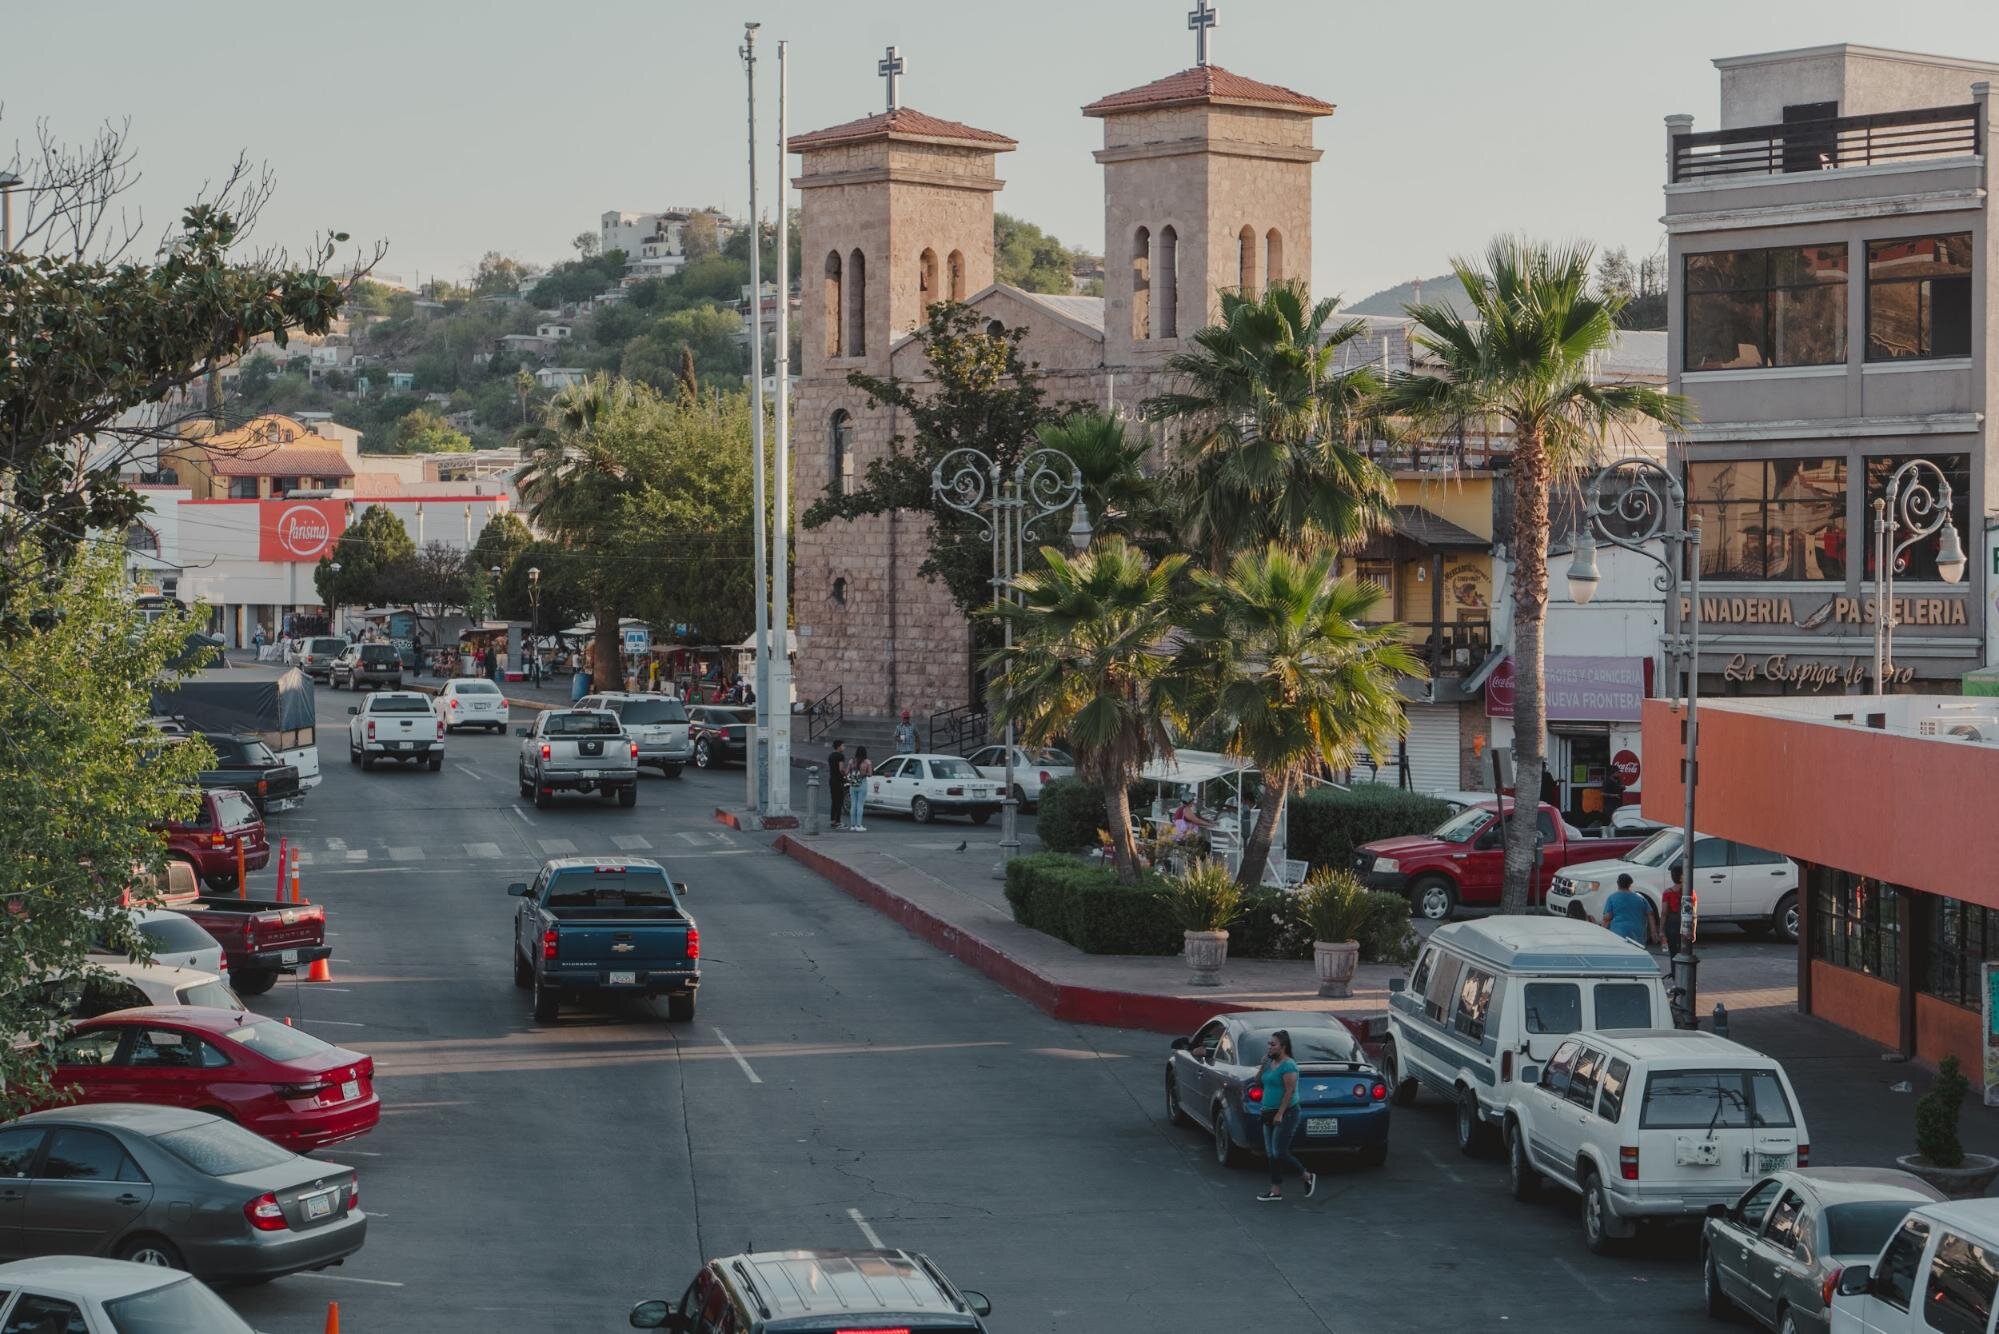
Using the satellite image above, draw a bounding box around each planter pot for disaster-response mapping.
[1314,940,1360,998]
[1897,1152,1999,1199]
[1183,929,1230,988]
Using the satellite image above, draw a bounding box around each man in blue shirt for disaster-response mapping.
[1600,873,1652,947]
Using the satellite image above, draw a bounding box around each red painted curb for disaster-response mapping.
[714,808,743,830]
[773,835,1292,1036]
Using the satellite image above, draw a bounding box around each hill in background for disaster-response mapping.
[1339,274,1470,318]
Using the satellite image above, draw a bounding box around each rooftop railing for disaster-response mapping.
[1671,103,1980,184]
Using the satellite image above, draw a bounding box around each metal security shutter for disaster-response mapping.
[1401,704,1461,794]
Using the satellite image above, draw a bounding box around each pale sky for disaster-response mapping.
[8,0,1999,303]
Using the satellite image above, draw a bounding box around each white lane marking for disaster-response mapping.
[847,1208,883,1248]
[675,832,705,846]
[296,1272,405,1289]
[1552,1257,1614,1306]
[1420,1149,1465,1186]
[325,837,348,851]
[344,849,370,863]
[290,850,313,866]
[464,842,503,859]
[657,850,750,859]
[387,847,425,862]
[332,1151,382,1157]
[612,835,653,850]
[538,838,577,855]
[454,763,484,780]
[713,1029,762,1084]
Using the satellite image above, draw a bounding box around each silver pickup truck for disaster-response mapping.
[517,709,639,809]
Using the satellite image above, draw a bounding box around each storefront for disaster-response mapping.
[1642,693,1999,1073]
[1485,655,1648,823]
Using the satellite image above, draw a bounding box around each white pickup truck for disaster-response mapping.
[347,690,446,771]
[517,709,639,809]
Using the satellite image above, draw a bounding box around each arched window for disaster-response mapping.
[948,250,967,301]
[1131,226,1152,340]
[123,523,160,557]
[823,251,844,357]
[1238,225,1259,294]
[846,248,868,356]
[1265,228,1285,285]
[1157,226,1179,338]
[919,248,939,309]
[986,319,1006,338]
[830,409,853,498]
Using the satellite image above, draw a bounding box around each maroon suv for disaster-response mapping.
[156,788,270,890]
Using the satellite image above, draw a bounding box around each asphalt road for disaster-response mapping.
[224,688,1722,1332]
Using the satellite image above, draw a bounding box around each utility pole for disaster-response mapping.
[742,21,770,812]
[766,39,794,818]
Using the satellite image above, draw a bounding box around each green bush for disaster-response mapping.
[1916,1054,1969,1169]
[1035,777,1106,853]
[1287,785,1455,872]
[1003,852,1309,958]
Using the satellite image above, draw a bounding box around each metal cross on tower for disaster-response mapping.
[878,45,907,111]
[1187,0,1217,66]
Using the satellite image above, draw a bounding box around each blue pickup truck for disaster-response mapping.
[508,858,700,1023]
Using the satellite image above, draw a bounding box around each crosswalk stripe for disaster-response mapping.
[345,849,369,863]
[387,847,425,862]
[463,842,503,859]
[325,837,348,851]
[538,838,577,855]
[612,835,652,851]
[675,832,704,845]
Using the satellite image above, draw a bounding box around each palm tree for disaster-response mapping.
[1032,411,1168,552]
[1380,237,1687,913]
[987,538,1188,882]
[1179,545,1421,887]
[1144,280,1393,569]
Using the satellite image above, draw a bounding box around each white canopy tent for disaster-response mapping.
[1137,750,1294,883]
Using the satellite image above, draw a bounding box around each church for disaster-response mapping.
[788,4,1334,728]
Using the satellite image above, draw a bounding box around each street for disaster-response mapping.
[216,687,1758,1333]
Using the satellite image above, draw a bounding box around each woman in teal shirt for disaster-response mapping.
[1255,1030,1315,1201]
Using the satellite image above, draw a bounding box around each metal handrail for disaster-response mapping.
[927,703,989,756]
[804,684,843,742]
[1672,103,1980,183]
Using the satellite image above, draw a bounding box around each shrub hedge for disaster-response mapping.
[1003,853,1313,959]
[1287,784,1454,872]
[1034,777,1106,853]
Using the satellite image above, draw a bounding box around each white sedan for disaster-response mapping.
[0,1257,254,1333]
[863,753,1005,825]
[434,677,512,733]
[964,744,1074,807]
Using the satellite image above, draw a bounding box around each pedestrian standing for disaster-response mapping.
[1661,861,1688,959]
[1253,1030,1315,1202]
[847,746,873,832]
[1600,872,1652,948]
[894,709,918,755]
[827,740,849,831]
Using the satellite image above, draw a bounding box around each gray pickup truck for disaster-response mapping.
[509,858,699,1022]
[516,708,639,809]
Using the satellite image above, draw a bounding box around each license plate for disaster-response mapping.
[394,741,411,750]
[607,970,636,985]
[303,1190,335,1220]
[341,1079,360,1101]
[1759,1152,1791,1172]
[280,949,299,965]
[1306,1117,1338,1136]
[581,769,602,779]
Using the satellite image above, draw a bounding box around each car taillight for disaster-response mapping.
[256,778,268,795]
[276,1081,332,1100]
[1371,1082,1387,1101]
[346,1179,360,1212]
[542,928,558,960]
[1797,1143,1809,1167]
[946,786,964,796]
[1501,1050,1514,1082]
[243,922,256,951]
[630,741,639,760]
[1247,1085,1263,1102]
[210,831,225,847]
[216,954,228,972]
[366,720,376,740]
[1822,1265,1843,1309]
[541,744,551,760]
[1039,770,1051,784]
[1619,1146,1640,1181]
[449,698,459,710]
[1352,1083,1367,1098]
[687,927,700,960]
[244,1193,288,1231]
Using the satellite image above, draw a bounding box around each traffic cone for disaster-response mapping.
[237,837,247,899]
[308,953,333,983]
[291,865,304,906]
[324,1301,340,1334]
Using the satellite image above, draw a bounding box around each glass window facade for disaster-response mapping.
[1919,897,1999,1011]
[1687,458,1847,580]
[1866,234,1973,361]
[1861,454,1972,582]
[1808,865,1899,982]
[1685,244,1848,371]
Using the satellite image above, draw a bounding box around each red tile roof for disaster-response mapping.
[1082,64,1334,117]
[788,106,1017,153]
[204,446,354,479]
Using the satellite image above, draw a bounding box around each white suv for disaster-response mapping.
[1548,826,1802,942]
[1503,1028,1808,1254]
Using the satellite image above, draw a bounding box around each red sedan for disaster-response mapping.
[49,1007,379,1152]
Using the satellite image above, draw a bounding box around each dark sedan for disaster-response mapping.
[0,1104,366,1282]
[1164,1010,1390,1170]
[1702,1166,1944,1333]
[687,705,752,769]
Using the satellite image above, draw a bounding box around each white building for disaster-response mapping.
[536,367,589,390]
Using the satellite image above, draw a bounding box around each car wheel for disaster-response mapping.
[1701,1246,1734,1318]
[970,809,992,826]
[1165,1070,1190,1127]
[664,765,683,779]
[1455,1088,1491,1157]
[532,977,559,1023]
[204,870,238,893]
[1383,1042,1418,1106]
[911,796,933,824]
[1582,1170,1617,1255]
[534,781,552,810]
[1773,890,1800,945]
[1410,875,1458,922]
[427,754,443,772]
[513,950,532,989]
[617,785,637,809]
[1012,784,1029,806]
[1507,1119,1537,1200]
[1567,902,1588,920]
[1776,1309,1799,1334]
[349,746,360,766]
[694,741,713,769]
[519,771,534,800]
[116,1234,184,1270]
[1212,1107,1243,1169]
[233,968,278,997]
[666,993,695,1023]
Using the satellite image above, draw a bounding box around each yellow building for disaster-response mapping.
[161,414,356,501]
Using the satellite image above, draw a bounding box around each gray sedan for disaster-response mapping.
[0,1103,366,1282]
[1701,1166,1944,1333]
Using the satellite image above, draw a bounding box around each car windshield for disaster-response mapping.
[307,639,346,654]
[236,739,279,766]
[217,1017,332,1062]
[154,1119,294,1176]
[453,680,502,696]
[929,757,980,779]
[1627,828,1686,868]
[619,700,685,725]
[1024,748,1073,766]
[212,790,258,831]
[176,980,240,1010]
[1432,806,1494,845]
[1828,1201,1925,1256]
[359,645,397,662]
[545,869,681,911]
[1245,1028,1359,1063]
[703,709,752,725]
[544,712,621,736]
[137,915,220,955]
[106,1275,256,1333]
[369,695,431,714]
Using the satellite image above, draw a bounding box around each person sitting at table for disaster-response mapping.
[1171,800,1216,841]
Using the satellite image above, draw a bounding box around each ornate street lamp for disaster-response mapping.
[528,566,542,685]
[1873,460,1966,693]
[932,448,1092,877]
[1566,457,1705,1026]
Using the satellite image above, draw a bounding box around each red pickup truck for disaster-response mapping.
[157,788,269,890]
[171,898,330,996]
[1352,801,1649,922]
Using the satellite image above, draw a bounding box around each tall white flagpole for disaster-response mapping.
[767,39,794,817]
[742,22,770,812]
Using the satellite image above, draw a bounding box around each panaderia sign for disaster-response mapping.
[1678,592,1970,632]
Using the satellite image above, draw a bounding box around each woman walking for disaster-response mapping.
[1254,1030,1315,1202]
[847,746,873,832]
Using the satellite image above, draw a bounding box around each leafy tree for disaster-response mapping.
[1033,411,1168,553]
[0,549,212,1114]
[384,541,471,647]
[387,409,472,455]
[1381,238,1686,913]
[528,251,627,307]
[315,503,415,611]
[994,213,1086,294]
[1597,242,1668,331]
[497,540,587,628]
[988,539,1187,882]
[467,511,533,585]
[1145,281,1393,570]
[1176,546,1420,887]
[803,302,1061,619]
[620,307,745,391]
[680,211,721,263]
[472,251,536,296]
[572,231,600,259]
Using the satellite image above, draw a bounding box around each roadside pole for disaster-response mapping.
[742,22,770,813]
[766,39,794,819]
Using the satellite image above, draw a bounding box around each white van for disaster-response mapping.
[1831,1199,1999,1334]
[1383,917,1670,1156]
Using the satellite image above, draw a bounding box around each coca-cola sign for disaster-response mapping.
[259,500,345,562]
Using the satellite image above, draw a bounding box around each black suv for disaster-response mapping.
[331,643,403,691]
[630,1248,991,1332]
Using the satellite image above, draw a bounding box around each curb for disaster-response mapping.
[772,834,1302,1036]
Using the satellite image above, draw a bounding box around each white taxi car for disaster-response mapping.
[0,1258,255,1333]
[864,753,1004,825]
[965,744,1074,808]
[434,677,512,733]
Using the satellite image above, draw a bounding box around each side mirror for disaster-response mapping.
[1836,1265,1872,1298]
[1705,1203,1729,1220]
[1388,977,1407,994]
[962,1290,992,1318]
[506,882,530,897]
[1170,1036,1190,1051]
[628,1300,674,1330]
[346,707,358,716]
[515,726,530,737]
